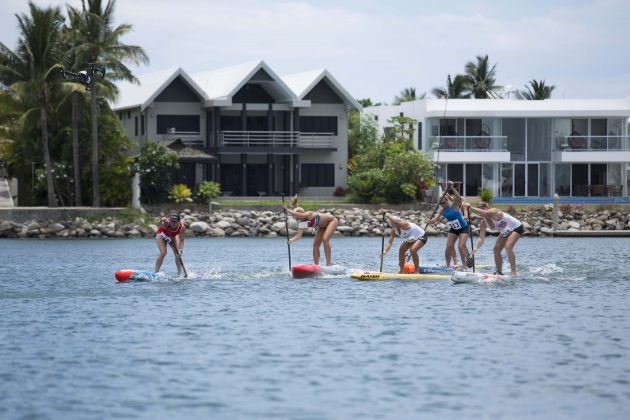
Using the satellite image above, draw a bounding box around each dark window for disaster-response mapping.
[141,115,145,135]
[156,115,200,134]
[299,116,338,135]
[301,164,334,187]
[134,116,138,136]
[220,116,242,131]
[127,111,131,119]
[118,112,123,121]
[417,122,423,150]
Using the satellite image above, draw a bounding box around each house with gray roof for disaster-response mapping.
[112,60,360,196]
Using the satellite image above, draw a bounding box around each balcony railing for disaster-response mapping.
[431,136,508,152]
[298,132,335,148]
[219,131,334,148]
[554,135,630,151]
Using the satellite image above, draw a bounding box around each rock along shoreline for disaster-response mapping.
[0,206,629,239]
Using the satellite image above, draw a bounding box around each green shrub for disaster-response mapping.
[169,184,193,203]
[196,181,221,203]
[477,187,493,204]
[132,142,179,204]
[347,169,384,203]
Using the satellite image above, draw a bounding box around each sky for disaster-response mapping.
[1,0,629,103]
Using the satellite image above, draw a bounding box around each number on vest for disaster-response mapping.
[448,220,462,230]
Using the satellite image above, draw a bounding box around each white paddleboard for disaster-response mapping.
[450,271,504,284]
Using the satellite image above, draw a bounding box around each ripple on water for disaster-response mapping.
[0,237,629,419]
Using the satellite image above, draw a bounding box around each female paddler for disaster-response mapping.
[283,201,339,266]
[380,209,427,273]
[464,201,523,276]
[428,181,472,268]
[155,213,186,276]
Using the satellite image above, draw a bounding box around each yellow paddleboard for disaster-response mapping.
[351,271,450,281]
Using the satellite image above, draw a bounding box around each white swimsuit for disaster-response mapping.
[395,223,425,243]
[494,213,522,236]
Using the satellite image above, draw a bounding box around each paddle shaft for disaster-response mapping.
[466,207,475,273]
[380,213,386,272]
[422,182,451,232]
[177,252,188,278]
[281,194,292,270]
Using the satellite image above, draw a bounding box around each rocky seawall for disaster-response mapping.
[0,207,629,239]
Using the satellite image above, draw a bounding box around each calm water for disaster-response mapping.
[0,236,629,419]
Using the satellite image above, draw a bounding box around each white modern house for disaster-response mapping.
[112,60,360,196]
[364,99,630,199]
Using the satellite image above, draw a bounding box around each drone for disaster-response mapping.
[60,63,105,92]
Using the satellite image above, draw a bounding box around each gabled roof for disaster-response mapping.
[112,61,361,111]
[112,67,207,112]
[191,60,299,106]
[282,69,362,111]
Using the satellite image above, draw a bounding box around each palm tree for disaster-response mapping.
[62,5,85,206]
[464,55,501,99]
[431,74,471,99]
[521,79,555,100]
[0,2,65,207]
[70,0,149,207]
[393,87,426,105]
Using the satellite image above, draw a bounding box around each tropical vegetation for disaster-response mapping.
[132,142,179,204]
[0,0,148,207]
[393,87,426,105]
[521,79,555,100]
[347,115,434,204]
[431,74,471,99]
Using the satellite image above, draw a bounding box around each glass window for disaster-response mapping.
[527,119,552,161]
[571,119,588,135]
[447,164,463,194]
[465,164,481,197]
[500,163,513,197]
[539,163,550,196]
[300,116,338,135]
[555,119,571,149]
[301,164,334,187]
[528,163,539,196]
[482,163,495,196]
[157,115,200,134]
[502,118,525,161]
[591,163,606,185]
[572,164,588,196]
[514,164,526,196]
[591,119,606,149]
[608,119,623,150]
[555,164,570,196]
[607,163,622,185]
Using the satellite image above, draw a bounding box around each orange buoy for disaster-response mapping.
[404,262,415,273]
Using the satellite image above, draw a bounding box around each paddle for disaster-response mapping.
[177,250,188,278]
[422,181,451,233]
[281,193,292,271]
[380,212,386,272]
[465,205,476,273]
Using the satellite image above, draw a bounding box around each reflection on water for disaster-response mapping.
[0,237,629,419]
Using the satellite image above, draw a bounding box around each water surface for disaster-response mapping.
[1,237,629,419]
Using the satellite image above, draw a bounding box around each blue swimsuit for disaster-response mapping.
[442,205,468,233]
